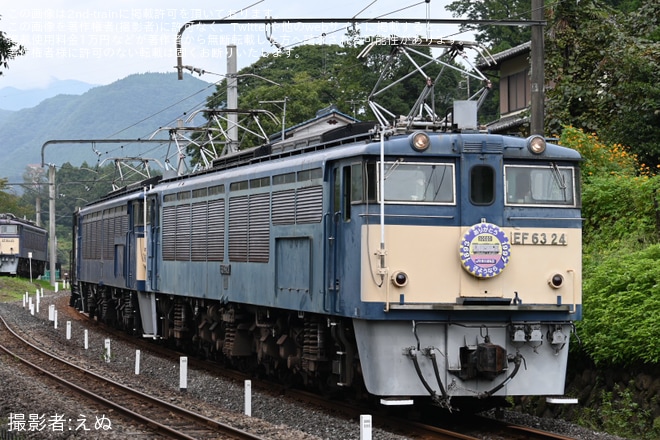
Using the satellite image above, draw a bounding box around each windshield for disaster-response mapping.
[0,225,18,234]
[379,161,455,204]
[505,165,577,206]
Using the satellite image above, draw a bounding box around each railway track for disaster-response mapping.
[0,313,266,440]
[460,415,579,440]
[55,294,577,440]
[277,390,579,440]
[29,294,580,440]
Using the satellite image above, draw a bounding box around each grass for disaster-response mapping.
[0,276,52,302]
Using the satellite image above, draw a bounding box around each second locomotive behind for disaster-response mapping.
[0,213,48,278]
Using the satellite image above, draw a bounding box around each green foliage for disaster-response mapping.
[558,127,639,181]
[544,1,619,136]
[559,126,659,258]
[446,0,531,51]
[597,2,660,169]
[580,176,660,260]
[578,382,659,439]
[0,188,35,220]
[0,174,36,220]
[579,245,660,366]
[0,276,42,302]
[560,127,660,367]
[0,16,26,74]
[545,0,660,170]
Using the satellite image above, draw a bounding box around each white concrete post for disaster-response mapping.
[179,357,188,391]
[244,380,252,417]
[104,338,111,362]
[360,415,372,440]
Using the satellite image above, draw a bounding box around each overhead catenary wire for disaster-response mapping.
[90,0,561,176]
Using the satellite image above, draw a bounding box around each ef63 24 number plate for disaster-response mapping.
[510,231,567,246]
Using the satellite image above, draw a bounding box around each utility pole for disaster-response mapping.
[226,44,239,154]
[530,0,545,135]
[48,164,56,286]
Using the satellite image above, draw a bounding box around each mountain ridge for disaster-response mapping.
[0,72,215,183]
[0,78,99,111]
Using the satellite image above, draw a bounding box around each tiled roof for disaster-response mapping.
[478,41,531,70]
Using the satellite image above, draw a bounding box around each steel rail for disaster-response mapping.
[0,314,264,440]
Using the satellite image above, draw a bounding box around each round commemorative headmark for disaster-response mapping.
[459,223,511,278]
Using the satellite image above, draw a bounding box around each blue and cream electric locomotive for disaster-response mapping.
[0,213,48,278]
[71,39,581,409]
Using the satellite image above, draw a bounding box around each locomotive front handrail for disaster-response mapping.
[388,304,573,312]
[360,214,455,219]
[507,216,584,221]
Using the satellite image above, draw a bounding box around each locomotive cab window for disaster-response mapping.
[131,200,152,227]
[132,201,145,226]
[470,165,495,205]
[505,164,577,207]
[0,225,18,234]
[334,164,361,222]
[351,163,364,204]
[378,161,455,204]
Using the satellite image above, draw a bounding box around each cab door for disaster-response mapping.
[459,142,503,226]
[127,196,149,292]
[325,162,360,314]
[147,194,160,291]
[458,140,508,297]
[326,165,342,313]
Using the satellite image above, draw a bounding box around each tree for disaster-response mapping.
[200,41,465,160]
[447,0,659,171]
[0,176,35,220]
[446,0,532,52]
[0,16,26,75]
[544,0,620,135]
[545,0,660,169]
[598,2,660,170]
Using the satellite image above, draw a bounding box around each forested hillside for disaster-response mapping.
[0,72,214,183]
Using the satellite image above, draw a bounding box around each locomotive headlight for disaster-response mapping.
[548,273,564,289]
[526,134,546,154]
[410,132,430,152]
[391,271,408,287]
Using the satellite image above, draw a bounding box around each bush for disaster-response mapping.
[559,126,639,182]
[578,382,660,440]
[581,175,660,259]
[559,126,660,366]
[578,244,660,365]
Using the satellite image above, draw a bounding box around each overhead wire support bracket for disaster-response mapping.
[149,108,278,174]
[175,17,546,80]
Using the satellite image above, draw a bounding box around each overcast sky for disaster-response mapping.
[0,1,471,90]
